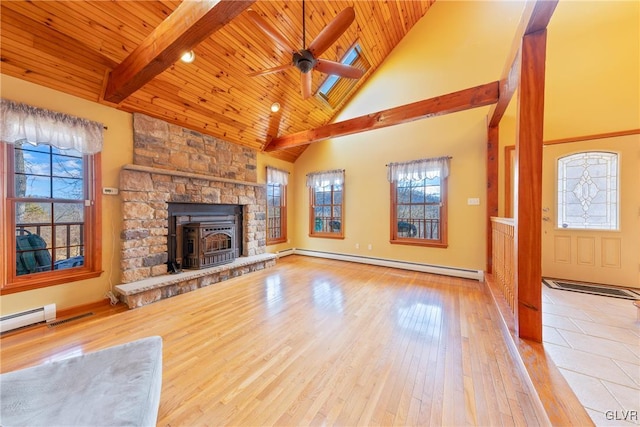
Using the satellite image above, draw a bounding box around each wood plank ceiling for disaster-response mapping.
[0,0,435,162]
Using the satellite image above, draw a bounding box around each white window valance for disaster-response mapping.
[387,156,450,182]
[306,169,344,188]
[266,166,289,185]
[0,98,104,154]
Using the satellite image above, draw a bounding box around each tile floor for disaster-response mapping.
[542,286,640,426]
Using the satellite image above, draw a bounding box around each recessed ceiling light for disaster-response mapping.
[270,102,281,113]
[181,50,195,63]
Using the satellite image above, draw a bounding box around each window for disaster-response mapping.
[1,99,103,293]
[557,151,618,230]
[316,43,370,108]
[388,157,449,247]
[307,169,344,239]
[266,167,288,245]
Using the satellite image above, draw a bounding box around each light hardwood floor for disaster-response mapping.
[1,256,551,426]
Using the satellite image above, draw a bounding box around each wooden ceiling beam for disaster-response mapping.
[103,0,254,104]
[488,0,558,128]
[264,81,499,151]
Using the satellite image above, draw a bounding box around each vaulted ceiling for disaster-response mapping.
[0,0,435,162]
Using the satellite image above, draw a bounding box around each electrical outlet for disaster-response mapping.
[368,244,372,250]
[103,187,119,195]
[355,243,360,249]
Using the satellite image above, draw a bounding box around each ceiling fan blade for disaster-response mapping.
[308,7,355,57]
[315,59,364,79]
[248,63,294,77]
[301,72,312,100]
[246,9,297,53]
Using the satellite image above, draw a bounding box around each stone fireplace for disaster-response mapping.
[115,114,274,308]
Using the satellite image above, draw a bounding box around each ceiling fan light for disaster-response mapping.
[181,50,195,63]
[270,102,281,113]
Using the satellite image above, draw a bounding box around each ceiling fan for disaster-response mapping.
[246,2,365,100]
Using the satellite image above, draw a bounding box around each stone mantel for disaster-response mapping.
[122,164,265,188]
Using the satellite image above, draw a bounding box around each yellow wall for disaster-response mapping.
[544,0,639,139]
[292,1,525,271]
[1,74,133,314]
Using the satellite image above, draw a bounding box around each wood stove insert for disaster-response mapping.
[168,203,243,271]
[183,217,238,269]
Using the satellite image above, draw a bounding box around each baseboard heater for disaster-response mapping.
[276,248,295,258]
[294,249,484,281]
[0,304,56,333]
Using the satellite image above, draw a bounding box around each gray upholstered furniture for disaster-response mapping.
[0,336,162,427]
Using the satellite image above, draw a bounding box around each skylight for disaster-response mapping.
[317,43,369,108]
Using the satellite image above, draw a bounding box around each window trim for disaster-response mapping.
[308,183,345,240]
[266,182,287,245]
[1,144,102,294]
[389,169,448,248]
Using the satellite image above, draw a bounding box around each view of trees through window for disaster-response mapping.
[14,142,86,275]
[394,174,441,240]
[311,183,343,236]
[266,182,286,244]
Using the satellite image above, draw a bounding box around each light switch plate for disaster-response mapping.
[467,198,480,205]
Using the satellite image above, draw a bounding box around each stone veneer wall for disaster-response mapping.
[118,114,266,284]
[133,113,257,181]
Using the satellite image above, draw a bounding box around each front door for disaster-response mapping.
[541,134,639,289]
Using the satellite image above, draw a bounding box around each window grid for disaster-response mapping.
[13,144,87,276]
[266,182,286,245]
[390,167,447,247]
[557,151,618,230]
[310,184,344,238]
[5,141,99,291]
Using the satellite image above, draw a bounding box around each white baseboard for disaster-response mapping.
[275,248,295,258]
[293,249,484,281]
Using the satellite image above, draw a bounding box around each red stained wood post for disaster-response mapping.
[515,29,547,342]
[486,125,499,274]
